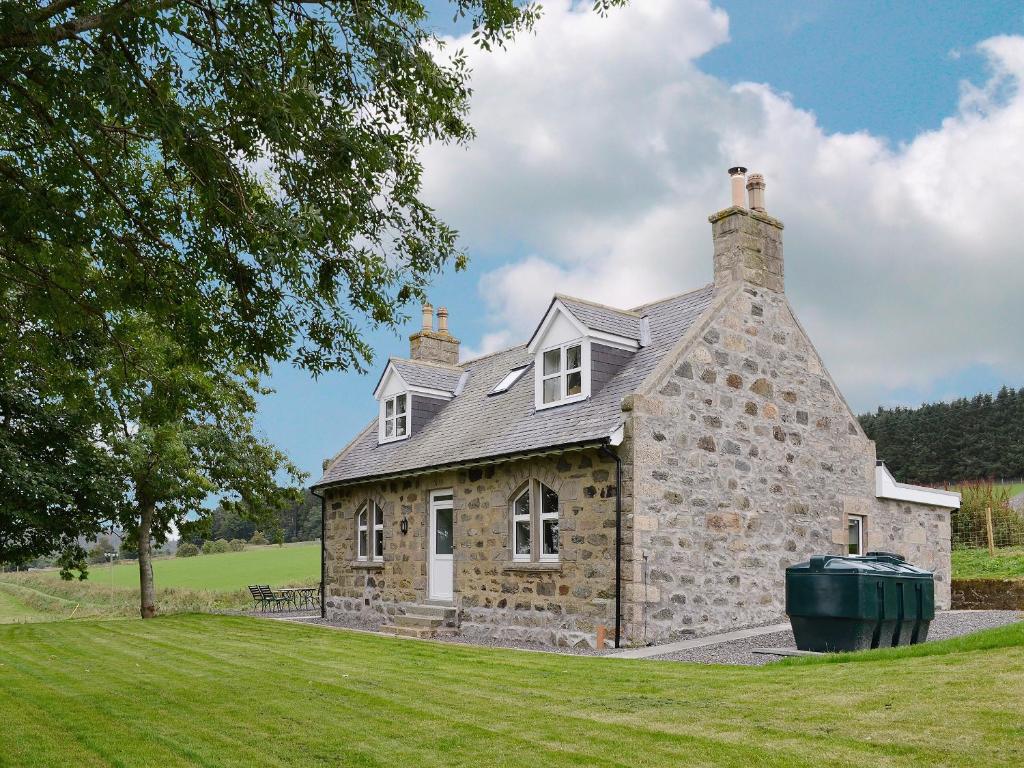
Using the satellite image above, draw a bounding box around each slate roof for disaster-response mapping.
[388,359,464,393]
[556,296,644,341]
[315,284,715,487]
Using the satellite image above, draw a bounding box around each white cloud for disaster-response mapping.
[423,1,1024,410]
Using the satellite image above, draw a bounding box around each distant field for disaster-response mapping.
[953,546,1024,581]
[36,540,320,591]
[949,481,1024,498]
[0,541,320,623]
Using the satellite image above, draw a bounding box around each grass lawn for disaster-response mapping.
[1,616,1022,767]
[953,546,1024,580]
[0,587,50,623]
[34,540,320,591]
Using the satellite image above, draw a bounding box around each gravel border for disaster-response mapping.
[645,610,1023,666]
[292,613,615,655]
[262,609,1023,663]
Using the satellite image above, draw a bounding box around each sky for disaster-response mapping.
[258,0,1024,485]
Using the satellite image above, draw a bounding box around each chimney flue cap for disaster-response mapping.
[420,303,434,332]
[728,166,748,208]
[436,306,449,335]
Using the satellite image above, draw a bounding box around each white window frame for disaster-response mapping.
[372,502,384,562]
[379,392,409,443]
[535,339,589,410]
[356,505,368,561]
[510,480,559,563]
[848,514,865,556]
[512,487,532,562]
[539,483,559,562]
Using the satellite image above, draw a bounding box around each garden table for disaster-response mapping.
[277,587,320,611]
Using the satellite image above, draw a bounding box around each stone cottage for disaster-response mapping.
[312,168,960,648]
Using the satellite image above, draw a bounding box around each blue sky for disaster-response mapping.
[259,1,1024,484]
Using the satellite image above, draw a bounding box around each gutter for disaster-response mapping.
[309,488,326,619]
[312,436,611,492]
[599,427,624,649]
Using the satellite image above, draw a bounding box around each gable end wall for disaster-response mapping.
[625,286,951,644]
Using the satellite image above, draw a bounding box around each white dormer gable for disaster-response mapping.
[375,365,411,444]
[527,298,641,411]
[372,360,461,444]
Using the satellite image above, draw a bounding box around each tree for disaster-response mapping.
[0,1,625,614]
[87,536,115,564]
[176,542,199,558]
[0,292,123,578]
[860,386,1024,485]
[98,318,302,617]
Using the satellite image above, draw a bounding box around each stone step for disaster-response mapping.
[400,603,457,622]
[384,624,436,639]
[394,614,444,630]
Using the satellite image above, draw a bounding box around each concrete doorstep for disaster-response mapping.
[607,622,792,659]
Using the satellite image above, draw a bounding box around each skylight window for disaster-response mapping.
[490,365,529,395]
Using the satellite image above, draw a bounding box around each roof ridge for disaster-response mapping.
[555,293,642,318]
[390,357,464,371]
[459,286,712,367]
[630,283,714,313]
[460,342,528,367]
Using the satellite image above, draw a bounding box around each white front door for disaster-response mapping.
[429,490,454,601]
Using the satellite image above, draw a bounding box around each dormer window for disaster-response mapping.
[380,393,408,443]
[527,296,642,412]
[541,342,584,406]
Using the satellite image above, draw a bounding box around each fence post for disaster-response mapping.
[986,506,995,556]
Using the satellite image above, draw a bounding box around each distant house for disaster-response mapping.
[312,169,959,648]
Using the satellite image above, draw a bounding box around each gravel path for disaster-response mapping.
[301,613,614,655]
[264,609,1021,662]
[645,610,1023,666]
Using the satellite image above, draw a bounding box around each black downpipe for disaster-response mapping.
[599,444,622,648]
[310,488,326,619]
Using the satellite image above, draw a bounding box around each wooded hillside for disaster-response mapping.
[859,386,1024,485]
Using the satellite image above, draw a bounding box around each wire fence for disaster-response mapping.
[950,481,1024,551]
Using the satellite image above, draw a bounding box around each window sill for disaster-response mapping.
[535,395,588,412]
[350,561,384,570]
[503,562,562,574]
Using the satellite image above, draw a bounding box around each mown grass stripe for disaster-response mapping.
[2,615,1022,767]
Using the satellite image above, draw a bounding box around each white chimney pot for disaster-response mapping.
[728,166,748,208]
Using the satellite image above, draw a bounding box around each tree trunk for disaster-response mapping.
[138,501,157,619]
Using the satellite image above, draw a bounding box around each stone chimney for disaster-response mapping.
[409,303,460,365]
[709,167,784,293]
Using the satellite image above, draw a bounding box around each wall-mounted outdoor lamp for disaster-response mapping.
[400,516,409,535]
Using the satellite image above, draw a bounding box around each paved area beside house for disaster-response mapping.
[637,610,1023,666]
[609,622,792,659]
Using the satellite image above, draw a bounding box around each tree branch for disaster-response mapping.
[33,0,86,24]
[1,0,179,50]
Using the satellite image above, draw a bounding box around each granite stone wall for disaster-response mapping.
[323,448,620,647]
[869,498,952,607]
[626,284,952,644]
